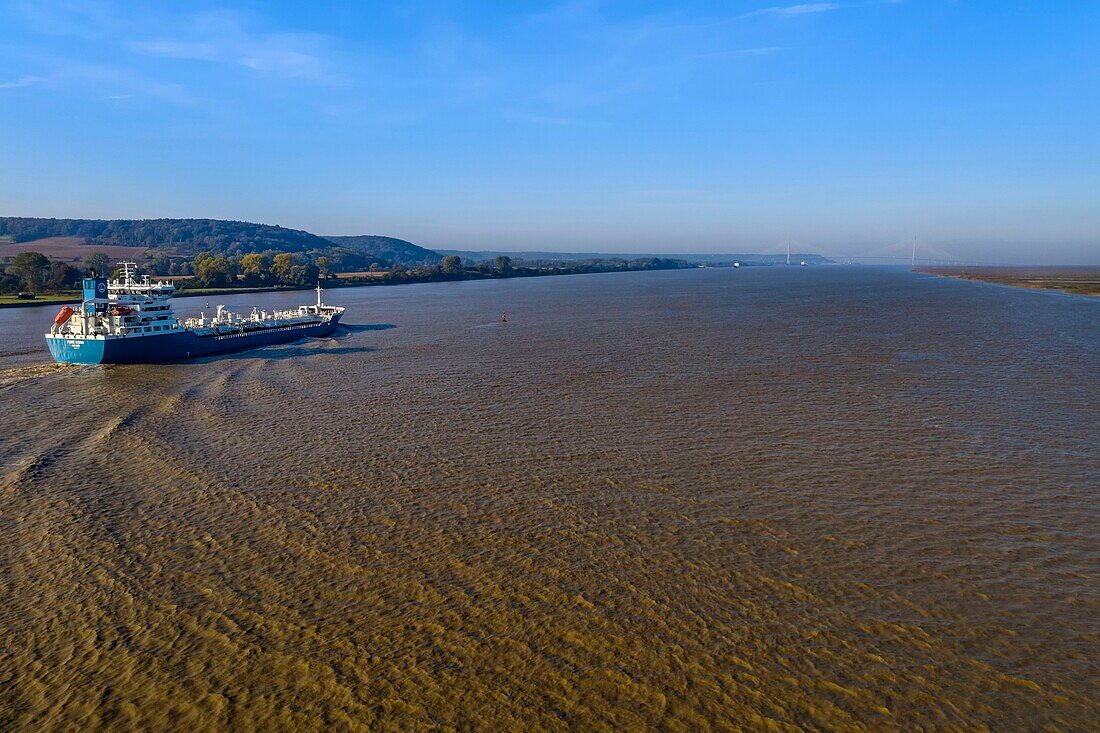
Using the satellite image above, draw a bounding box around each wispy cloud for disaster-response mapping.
[0,58,194,104]
[732,46,783,56]
[691,46,784,62]
[57,62,193,104]
[1,1,856,123]
[0,75,47,89]
[747,3,841,18]
[2,3,345,111]
[129,12,338,82]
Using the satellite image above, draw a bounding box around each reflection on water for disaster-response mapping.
[1,268,1097,730]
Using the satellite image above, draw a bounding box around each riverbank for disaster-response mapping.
[0,260,692,308]
[0,292,79,308]
[917,266,1100,297]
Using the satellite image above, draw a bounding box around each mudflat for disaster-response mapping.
[917,266,1100,297]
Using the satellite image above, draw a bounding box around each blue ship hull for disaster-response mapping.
[46,314,342,364]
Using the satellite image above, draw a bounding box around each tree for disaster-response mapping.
[49,262,81,291]
[7,251,50,293]
[298,263,320,285]
[0,274,22,294]
[151,253,172,276]
[441,255,462,274]
[192,252,237,287]
[272,252,296,284]
[240,252,271,284]
[494,255,512,274]
[315,255,331,279]
[84,251,111,277]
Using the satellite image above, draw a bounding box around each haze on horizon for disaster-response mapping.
[1,1,1097,265]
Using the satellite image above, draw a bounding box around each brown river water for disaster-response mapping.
[1,267,1097,731]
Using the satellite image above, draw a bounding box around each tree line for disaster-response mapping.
[2,246,691,296]
[1,252,88,294]
[337,254,690,287]
[189,252,327,287]
[1,248,334,294]
[2,248,350,294]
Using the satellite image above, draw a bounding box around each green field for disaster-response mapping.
[0,292,80,308]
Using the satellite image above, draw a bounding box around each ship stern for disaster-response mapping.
[45,336,106,365]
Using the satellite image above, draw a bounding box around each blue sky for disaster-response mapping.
[1,1,1098,263]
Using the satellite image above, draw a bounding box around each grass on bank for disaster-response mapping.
[0,292,79,306]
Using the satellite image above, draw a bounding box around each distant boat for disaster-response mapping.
[800,260,807,267]
[732,261,741,268]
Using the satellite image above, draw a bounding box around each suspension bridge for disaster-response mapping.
[765,238,1012,268]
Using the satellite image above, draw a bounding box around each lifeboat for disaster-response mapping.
[53,306,75,327]
[109,305,134,316]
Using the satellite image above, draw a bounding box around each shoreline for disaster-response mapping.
[915,267,1100,297]
[0,263,691,309]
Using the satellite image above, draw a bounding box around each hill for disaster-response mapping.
[0,217,334,257]
[324,235,441,266]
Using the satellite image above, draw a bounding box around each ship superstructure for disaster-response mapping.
[46,262,344,364]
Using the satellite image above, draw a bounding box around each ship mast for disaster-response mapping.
[119,261,137,287]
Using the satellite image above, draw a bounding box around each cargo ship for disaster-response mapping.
[46,262,345,364]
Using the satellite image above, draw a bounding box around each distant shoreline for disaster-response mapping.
[0,261,691,309]
[916,267,1100,297]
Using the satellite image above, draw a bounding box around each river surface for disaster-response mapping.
[1,267,1097,730]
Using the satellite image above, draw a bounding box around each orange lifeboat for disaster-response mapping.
[109,305,133,316]
[53,306,75,327]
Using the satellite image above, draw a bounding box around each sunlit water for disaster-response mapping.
[1,268,1097,730]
